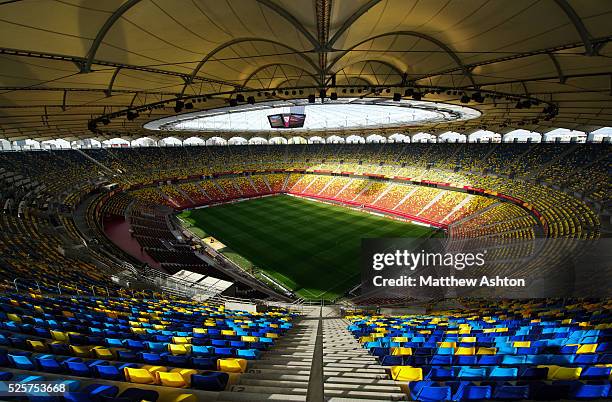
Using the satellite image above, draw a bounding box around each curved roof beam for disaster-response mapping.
[185,38,320,93]
[333,59,404,81]
[335,76,374,87]
[273,76,374,89]
[327,0,384,48]
[547,53,566,84]
[273,78,318,89]
[256,0,319,49]
[83,0,143,73]
[553,0,597,56]
[326,31,476,87]
[242,63,318,87]
[105,67,122,97]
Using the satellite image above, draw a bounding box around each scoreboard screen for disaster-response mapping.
[267,113,306,128]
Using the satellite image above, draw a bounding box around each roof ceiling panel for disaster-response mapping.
[0,0,609,139]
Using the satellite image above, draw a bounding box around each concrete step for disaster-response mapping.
[323,351,370,355]
[319,318,405,401]
[325,382,407,393]
[323,357,378,362]
[240,372,310,382]
[323,371,388,379]
[262,353,314,358]
[324,362,385,369]
[250,362,312,370]
[230,384,308,395]
[217,391,307,401]
[238,378,310,388]
[246,367,311,375]
[324,376,398,386]
[324,388,407,400]
[259,357,313,363]
[320,366,387,374]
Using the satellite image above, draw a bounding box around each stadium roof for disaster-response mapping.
[0,0,611,142]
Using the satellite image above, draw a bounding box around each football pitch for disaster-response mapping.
[178,194,438,301]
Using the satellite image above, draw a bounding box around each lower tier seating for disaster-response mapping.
[0,293,296,399]
[348,299,612,401]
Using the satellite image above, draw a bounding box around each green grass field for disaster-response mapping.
[179,195,437,300]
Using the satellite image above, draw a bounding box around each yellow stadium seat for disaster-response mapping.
[241,336,258,343]
[576,344,598,354]
[455,347,476,356]
[124,367,156,384]
[476,347,497,355]
[156,371,187,388]
[390,366,422,381]
[172,394,197,402]
[172,337,190,344]
[50,330,68,342]
[70,345,92,357]
[513,341,531,348]
[7,313,21,323]
[265,333,279,339]
[168,344,191,355]
[438,342,456,348]
[193,328,206,334]
[221,330,236,336]
[93,347,113,359]
[170,368,198,386]
[459,337,476,343]
[391,337,409,343]
[390,347,412,356]
[539,365,582,380]
[217,358,247,373]
[26,340,47,352]
[359,336,374,343]
[142,365,168,374]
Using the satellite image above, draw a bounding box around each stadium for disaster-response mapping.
[0,0,611,401]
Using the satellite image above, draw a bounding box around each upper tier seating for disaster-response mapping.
[0,144,605,298]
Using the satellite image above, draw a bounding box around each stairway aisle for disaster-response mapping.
[322,318,407,401]
[217,308,319,401]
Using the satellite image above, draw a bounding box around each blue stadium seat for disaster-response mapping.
[94,365,123,381]
[460,384,492,401]
[570,382,611,400]
[489,366,518,380]
[493,384,530,400]
[64,384,119,402]
[191,372,229,391]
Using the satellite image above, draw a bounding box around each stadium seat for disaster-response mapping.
[191,372,229,391]
[217,358,247,373]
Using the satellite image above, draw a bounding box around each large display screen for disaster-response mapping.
[267,113,306,128]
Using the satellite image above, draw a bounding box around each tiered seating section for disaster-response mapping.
[348,299,612,401]
[0,207,122,296]
[0,144,606,299]
[0,293,295,400]
[129,205,214,276]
